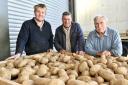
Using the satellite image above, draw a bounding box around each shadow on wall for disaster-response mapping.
[0,0,10,60]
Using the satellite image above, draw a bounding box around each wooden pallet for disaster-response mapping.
[0,77,21,85]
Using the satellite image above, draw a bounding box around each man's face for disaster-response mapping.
[62,15,72,28]
[94,17,107,33]
[34,7,46,22]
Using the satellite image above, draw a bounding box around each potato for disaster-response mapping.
[44,71,51,78]
[67,79,88,85]
[45,52,54,58]
[100,83,109,85]
[36,64,49,77]
[68,74,76,80]
[51,75,58,79]
[33,65,39,71]
[0,67,11,80]
[79,61,89,72]
[58,69,69,82]
[95,76,104,84]
[98,69,115,81]
[16,74,29,84]
[98,57,107,64]
[88,81,98,85]
[81,70,90,76]
[60,55,71,63]
[124,73,128,80]
[87,60,93,67]
[107,63,118,70]
[67,70,78,77]
[31,54,42,61]
[65,64,75,70]
[10,68,20,77]
[58,63,66,69]
[48,79,65,85]
[115,67,127,75]
[29,75,40,80]
[20,66,35,75]
[50,67,59,75]
[40,57,49,64]
[115,74,124,79]
[110,79,128,85]
[22,80,34,85]
[0,61,7,67]
[90,64,101,76]
[27,59,36,67]
[18,59,30,68]
[84,54,94,61]
[73,53,86,61]
[49,56,58,62]
[6,60,15,68]
[116,57,128,62]
[34,78,51,85]
[77,76,91,82]
[74,62,79,72]
[14,57,23,67]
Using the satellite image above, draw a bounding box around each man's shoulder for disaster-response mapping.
[89,30,95,35]
[56,25,63,31]
[71,22,80,26]
[44,20,51,26]
[23,18,33,24]
[87,30,96,38]
[107,27,119,34]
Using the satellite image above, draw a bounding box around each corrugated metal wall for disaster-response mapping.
[8,0,69,55]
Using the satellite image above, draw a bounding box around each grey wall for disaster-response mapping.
[0,0,10,60]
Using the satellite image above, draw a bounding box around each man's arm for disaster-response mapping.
[85,32,98,56]
[54,29,64,52]
[111,31,122,56]
[15,21,29,54]
[49,25,53,50]
[76,23,85,51]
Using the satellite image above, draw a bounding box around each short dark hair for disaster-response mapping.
[62,11,72,17]
[34,4,47,12]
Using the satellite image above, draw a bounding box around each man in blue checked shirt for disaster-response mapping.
[85,15,122,57]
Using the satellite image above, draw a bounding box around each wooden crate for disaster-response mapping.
[0,77,21,85]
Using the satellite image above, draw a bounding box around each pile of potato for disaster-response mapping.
[0,52,128,85]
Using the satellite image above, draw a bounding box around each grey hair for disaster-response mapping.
[34,4,47,12]
[94,15,108,23]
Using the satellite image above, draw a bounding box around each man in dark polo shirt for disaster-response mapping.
[9,4,53,58]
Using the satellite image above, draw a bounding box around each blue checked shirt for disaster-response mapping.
[85,27,122,56]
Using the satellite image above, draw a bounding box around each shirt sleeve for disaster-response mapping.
[49,25,53,49]
[85,32,98,56]
[76,23,85,51]
[15,21,29,54]
[54,29,63,51]
[111,31,122,56]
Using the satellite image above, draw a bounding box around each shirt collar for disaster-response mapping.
[32,17,45,26]
[63,26,71,32]
[95,27,108,37]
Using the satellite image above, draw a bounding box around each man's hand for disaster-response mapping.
[102,51,111,57]
[76,51,84,55]
[47,49,53,52]
[6,53,21,60]
[96,51,111,57]
[60,49,66,54]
